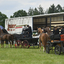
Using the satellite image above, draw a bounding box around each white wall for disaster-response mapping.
[5,17,32,34]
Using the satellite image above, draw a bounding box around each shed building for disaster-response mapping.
[33,12,64,31]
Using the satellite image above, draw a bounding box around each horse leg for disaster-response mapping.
[39,40,41,51]
[1,40,4,48]
[42,42,45,52]
[42,42,47,52]
[12,41,14,48]
[42,41,46,52]
[43,47,45,52]
[5,40,8,48]
[43,47,46,52]
[10,41,12,48]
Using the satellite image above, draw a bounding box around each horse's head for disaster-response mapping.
[37,28,42,34]
[0,28,3,35]
[44,27,51,35]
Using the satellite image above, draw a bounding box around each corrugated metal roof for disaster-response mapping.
[32,12,64,17]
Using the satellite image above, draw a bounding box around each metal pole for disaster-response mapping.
[63,16,64,21]
[50,16,51,30]
[32,17,33,32]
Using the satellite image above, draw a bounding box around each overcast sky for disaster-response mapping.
[0,0,64,18]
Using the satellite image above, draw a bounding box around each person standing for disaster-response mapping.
[61,26,64,34]
[27,25,32,38]
[53,26,59,35]
[22,25,27,34]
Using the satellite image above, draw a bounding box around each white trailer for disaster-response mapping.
[5,16,33,34]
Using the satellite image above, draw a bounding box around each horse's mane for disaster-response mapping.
[0,28,9,36]
[0,28,3,35]
[2,29,8,34]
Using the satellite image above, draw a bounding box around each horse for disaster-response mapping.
[0,28,14,48]
[38,27,51,52]
[2,29,14,47]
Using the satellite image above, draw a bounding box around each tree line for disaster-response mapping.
[0,4,64,27]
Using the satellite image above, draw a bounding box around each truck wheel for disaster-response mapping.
[46,44,50,54]
[23,40,29,48]
[55,45,61,55]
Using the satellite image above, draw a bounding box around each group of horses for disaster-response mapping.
[0,27,52,52]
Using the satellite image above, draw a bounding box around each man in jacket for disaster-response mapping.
[22,25,27,34]
[27,25,32,38]
[53,26,59,35]
[61,26,64,34]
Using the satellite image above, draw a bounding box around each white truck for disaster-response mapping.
[5,16,33,34]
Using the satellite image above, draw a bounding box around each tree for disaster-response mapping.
[38,5,44,14]
[33,8,39,15]
[28,7,39,16]
[28,7,34,16]
[48,4,56,13]
[0,12,8,27]
[10,10,27,18]
[47,4,64,13]
[56,4,62,12]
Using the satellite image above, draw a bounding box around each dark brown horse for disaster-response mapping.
[0,28,7,47]
[38,27,51,52]
[0,28,14,48]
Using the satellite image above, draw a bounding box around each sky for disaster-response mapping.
[0,0,64,18]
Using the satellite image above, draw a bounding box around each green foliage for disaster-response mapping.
[28,7,40,16]
[33,8,40,15]
[28,7,34,16]
[0,12,8,27]
[56,4,63,12]
[48,4,64,13]
[28,5,44,16]
[48,4,56,13]
[38,5,44,14]
[10,4,64,17]
[10,10,27,18]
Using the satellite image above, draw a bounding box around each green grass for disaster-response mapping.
[0,45,64,64]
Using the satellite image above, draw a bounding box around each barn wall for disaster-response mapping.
[33,15,64,31]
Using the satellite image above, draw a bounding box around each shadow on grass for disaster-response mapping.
[46,50,64,55]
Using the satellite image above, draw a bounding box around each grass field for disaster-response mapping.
[0,45,64,64]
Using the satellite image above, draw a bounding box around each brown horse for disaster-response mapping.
[0,28,7,47]
[0,28,14,48]
[38,27,51,52]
